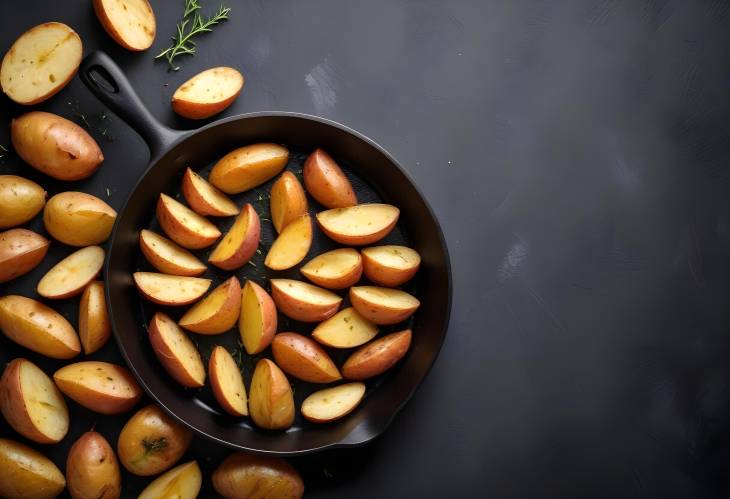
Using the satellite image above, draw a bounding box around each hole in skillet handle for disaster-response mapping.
[87,65,119,94]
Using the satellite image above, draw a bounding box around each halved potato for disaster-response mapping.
[156,193,221,249]
[36,246,104,299]
[300,248,362,289]
[93,0,156,51]
[148,313,205,388]
[0,295,80,359]
[212,453,304,499]
[264,213,312,270]
[209,346,248,417]
[317,204,399,246]
[181,167,239,217]
[172,67,244,119]
[139,229,206,277]
[272,332,341,383]
[0,438,65,499]
[270,171,307,233]
[350,286,420,325]
[311,307,378,348]
[0,358,68,444]
[303,148,357,209]
[301,382,366,423]
[208,203,260,270]
[342,329,412,380]
[209,143,289,194]
[362,245,421,287]
[248,359,294,430]
[133,272,211,306]
[0,229,49,283]
[44,191,116,246]
[0,175,46,229]
[269,279,342,323]
[54,361,142,415]
[179,276,241,334]
[66,431,121,499]
[79,281,111,355]
[138,461,201,499]
[1,23,82,105]
[239,280,277,355]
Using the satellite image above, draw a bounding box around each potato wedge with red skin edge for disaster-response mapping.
[78,281,111,355]
[53,361,142,415]
[301,382,366,423]
[269,279,342,323]
[264,213,312,270]
[270,171,308,233]
[172,67,244,119]
[311,307,378,348]
[138,461,202,499]
[93,0,156,51]
[209,143,289,194]
[300,248,362,290]
[36,246,104,299]
[156,193,220,249]
[0,229,49,283]
[117,404,192,476]
[66,431,121,499]
[272,332,341,383]
[181,168,239,217]
[1,23,82,105]
[0,175,46,229]
[44,191,116,246]
[209,346,248,416]
[208,203,260,270]
[179,276,241,334]
[0,358,69,444]
[350,286,420,325]
[213,452,304,499]
[133,272,211,306]
[139,229,206,277]
[303,148,357,209]
[0,295,80,359]
[0,438,66,499]
[239,280,277,355]
[248,359,295,430]
[362,245,421,287]
[316,203,399,246]
[148,313,205,388]
[342,329,412,380]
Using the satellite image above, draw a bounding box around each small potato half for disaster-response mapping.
[156,193,221,249]
[181,167,239,217]
[269,279,342,323]
[178,276,241,335]
[93,0,156,51]
[138,461,201,499]
[0,229,49,283]
[270,170,307,233]
[248,359,295,430]
[209,143,289,194]
[362,245,421,287]
[53,361,142,415]
[349,286,420,325]
[239,280,277,355]
[78,281,111,354]
[342,329,412,380]
[303,148,357,209]
[139,229,207,277]
[148,313,206,388]
[301,382,366,423]
[133,272,211,306]
[66,431,121,499]
[0,175,46,229]
[316,203,399,246]
[172,67,244,119]
[0,438,66,499]
[209,346,248,417]
[311,306,378,349]
[300,248,362,289]
[272,332,341,383]
[208,203,260,271]
[264,213,313,271]
[43,191,116,246]
[36,246,104,299]
[213,452,304,499]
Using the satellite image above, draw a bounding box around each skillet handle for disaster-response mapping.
[79,51,183,159]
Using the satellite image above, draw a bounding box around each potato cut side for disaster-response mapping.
[79,281,111,355]
[172,67,244,119]
[342,329,412,380]
[149,313,205,389]
[182,168,239,217]
[248,359,294,430]
[350,286,420,325]
[272,332,342,383]
[0,438,66,499]
[301,382,366,423]
[1,22,82,105]
[133,272,211,306]
[179,276,241,335]
[208,203,260,270]
[264,213,312,270]
[312,307,378,348]
[300,248,362,289]
[139,229,207,277]
[270,171,308,233]
[269,279,342,323]
[239,280,277,355]
[0,228,49,283]
[316,203,399,245]
[138,461,202,499]
[94,0,156,51]
[156,193,221,249]
[209,346,248,417]
[0,175,46,229]
[53,361,142,415]
[362,245,421,286]
[37,246,104,299]
[209,143,290,194]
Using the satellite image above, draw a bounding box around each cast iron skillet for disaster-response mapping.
[79,51,451,455]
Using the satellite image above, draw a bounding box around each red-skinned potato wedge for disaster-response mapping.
[208,203,260,270]
[66,431,121,499]
[53,361,142,415]
[269,279,342,323]
[44,191,116,246]
[156,193,221,249]
[271,332,341,383]
[301,382,366,423]
[239,280,277,355]
[209,143,289,194]
[303,148,357,208]
[172,67,244,119]
[0,438,66,499]
[317,204,399,246]
[209,346,248,417]
[300,248,362,289]
[148,313,205,388]
[133,272,211,306]
[1,358,69,444]
[311,307,378,348]
[248,359,294,430]
[93,0,156,51]
[179,276,241,334]
[270,171,307,233]
[79,281,111,355]
[139,229,207,277]
[213,453,304,499]
[138,461,202,499]
[181,168,239,217]
[342,329,412,380]
[37,246,104,299]
[0,175,46,229]
[350,286,420,325]
[0,229,49,283]
[362,245,421,287]
[264,213,312,270]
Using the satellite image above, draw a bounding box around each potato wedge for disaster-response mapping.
[0,229,49,283]
[37,246,104,299]
[270,279,342,323]
[311,307,378,348]
[0,295,80,359]
[303,148,357,209]
[179,276,241,334]
[209,346,248,417]
[1,358,69,444]
[0,438,65,499]
[342,329,412,380]
[239,280,277,355]
[138,461,201,499]
[148,313,205,388]
[270,171,307,233]
[301,382,366,423]
[350,286,420,325]
[93,0,156,51]
[209,143,289,194]
[181,168,239,217]
[248,359,294,430]
[208,203,260,270]
[172,67,244,119]
[118,404,192,476]
[213,452,304,499]
[78,281,111,355]
[43,191,116,246]
[133,272,211,306]
[156,193,221,249]
[300,248,362,289]
[272,332,341,383]
[264,213,312,270]
[362,245,421,287]
[1,23,82,105]
[317,203,399,246]
[54,361,142,415]
[139,229,206,277]
[66,431,121,499]
[0,175,46,229]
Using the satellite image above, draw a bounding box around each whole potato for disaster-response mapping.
[43,191,117,246]
[66,432,121,499]
[0,175,46,228]
[213,452,304,499]
[0,229,49,283]
[11,111,104,181]
[0,438,66,499]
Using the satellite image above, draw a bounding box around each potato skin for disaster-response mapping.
[148,313,206,388]
[208,203,260,270]
[43,192,117,246]
[272,332,341,383]
[0,438,66,499]
[270,171,307,233]
[213,452,304,499]
[342,329,412,380]
[303,148,357,208]
[12,112,103,180]
[53,361,142,415]
[172,67,244,119]
[0,229,49,283]
[209,143,289,194]
[0,175,46,228]
[248,359,295,430]
[79,281,111,354]
[66,432,121,499]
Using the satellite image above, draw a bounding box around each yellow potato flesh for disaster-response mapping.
[138,461,202,499]
[301,248,360,280]
[209,143,289,194]
[153,313,205,387]
[301,382,366,423]
[160,194,219,238]
[264,213,312,270]
[209,208,253,261]
[174,67,243,104]
[20,360,69,442]
[353,286,420,308]
[178,277,240,333]
[0,438,66,499]
[249,360,294,430]
[312,307,378,348]
[240,282,265,354]
[54,362,138,401]
[210,346,248,416]
[134,272,211,305]
[97,0,156,50]
[317,203,399,237]
[140,229,206,275]
[79,281,110,355]
[185,168,238,215]
[363,245,420,269]
[44,192,116,246]
[271,279,341,306]
[270,171,307,233]
[37,246,104,298]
